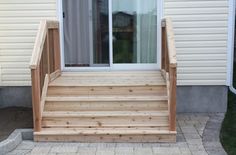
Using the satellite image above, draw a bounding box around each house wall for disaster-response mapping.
[0,0,230,112]
[0,0,230,86]
[0,0,57,86]
[164,0,229,86]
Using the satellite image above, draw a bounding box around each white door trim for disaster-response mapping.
[88,0,94,67]
[109,0,114,69]
[58,0,65,71]
[57,0,163,71]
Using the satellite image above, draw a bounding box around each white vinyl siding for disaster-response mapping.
[0,0,57,86]
[165,0,229,85]
[0,0,230,86]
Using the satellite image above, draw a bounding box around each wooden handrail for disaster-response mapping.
[161,17,177,132]
[30,20,60,69]
[30,20,61,132]
[165,17,177,67]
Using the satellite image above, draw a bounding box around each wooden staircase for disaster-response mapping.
[34,71,176,142]
[30,18,177,142]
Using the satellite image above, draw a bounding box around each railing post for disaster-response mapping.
[46,31,51,74]
[30,20,61,133]
[169,66,177,131]
[53,28,61,71]
[165,47,169,72]
[31,68,42,132]
[161,21,166,70]
[162,17,177,132]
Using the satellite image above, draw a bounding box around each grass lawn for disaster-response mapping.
[220,64,236,155]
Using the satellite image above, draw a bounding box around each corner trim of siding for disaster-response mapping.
[227,0,236,86]
[0,65,2,86]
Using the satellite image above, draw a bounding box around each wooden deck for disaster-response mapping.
[29,18,177,142]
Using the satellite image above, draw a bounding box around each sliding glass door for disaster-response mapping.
[62,0,160,70]
[112,0,157,64]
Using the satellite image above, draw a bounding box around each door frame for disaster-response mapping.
[58,0,163,71]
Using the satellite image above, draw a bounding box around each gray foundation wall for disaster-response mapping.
[0,86,228,112]
[0,87,32,108]
[177,86,228,113]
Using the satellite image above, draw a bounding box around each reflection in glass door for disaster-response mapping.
[112,0,157,64]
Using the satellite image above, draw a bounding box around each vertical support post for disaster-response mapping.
[31,68,42,132]
[169,66,177,131]
[30,20,61,133]
[53,28,61,71]
[46,31,51,74]
[161,26,166,70]
[165,40,169,72]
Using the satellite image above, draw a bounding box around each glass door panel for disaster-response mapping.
[112,0,157,64]
[63,0,109,67]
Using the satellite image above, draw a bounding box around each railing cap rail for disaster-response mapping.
[162,17,177,68]
[29,20,59,69]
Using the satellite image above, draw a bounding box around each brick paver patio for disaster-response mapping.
[5,113,226,155]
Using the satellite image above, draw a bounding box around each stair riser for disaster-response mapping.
[34,134,176,143]
[44,101,168,111]
[42,116,169,128]
[47,86,167,96]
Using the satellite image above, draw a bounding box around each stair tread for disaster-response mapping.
[49,71,166,86]
[49,81,166,87]
[35,128,176,135]
[43,111,169,117]
[61,71,162,76]
[46,95,168,101]
[42,124,169,127]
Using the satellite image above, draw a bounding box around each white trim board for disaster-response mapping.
[227,0,236,86]
[108,0,113,69]
[57,0,65,72]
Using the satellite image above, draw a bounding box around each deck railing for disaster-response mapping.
[29,20,61,132]
[161,17,177,131]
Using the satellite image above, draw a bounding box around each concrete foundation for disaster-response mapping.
[0,87,32,108]
[0,86,228,112]
[177,86,228,113]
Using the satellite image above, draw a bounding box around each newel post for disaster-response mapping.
[31,68,42,132]
[169,65,177,131]
[53,28,61,71]
[161,21,166,70]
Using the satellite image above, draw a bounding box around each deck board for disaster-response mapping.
[49,71,166,86]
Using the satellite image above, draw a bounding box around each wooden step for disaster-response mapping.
[44,100,168,111]
[43,111,169,117]
[34,128,176,142]
[47,85,167,96]
[49,71,166,87]
[61,71,163,76]
[36,71,176,142]
[42,111,169,128]
[45,95,168,102]
[50,80,166,87]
